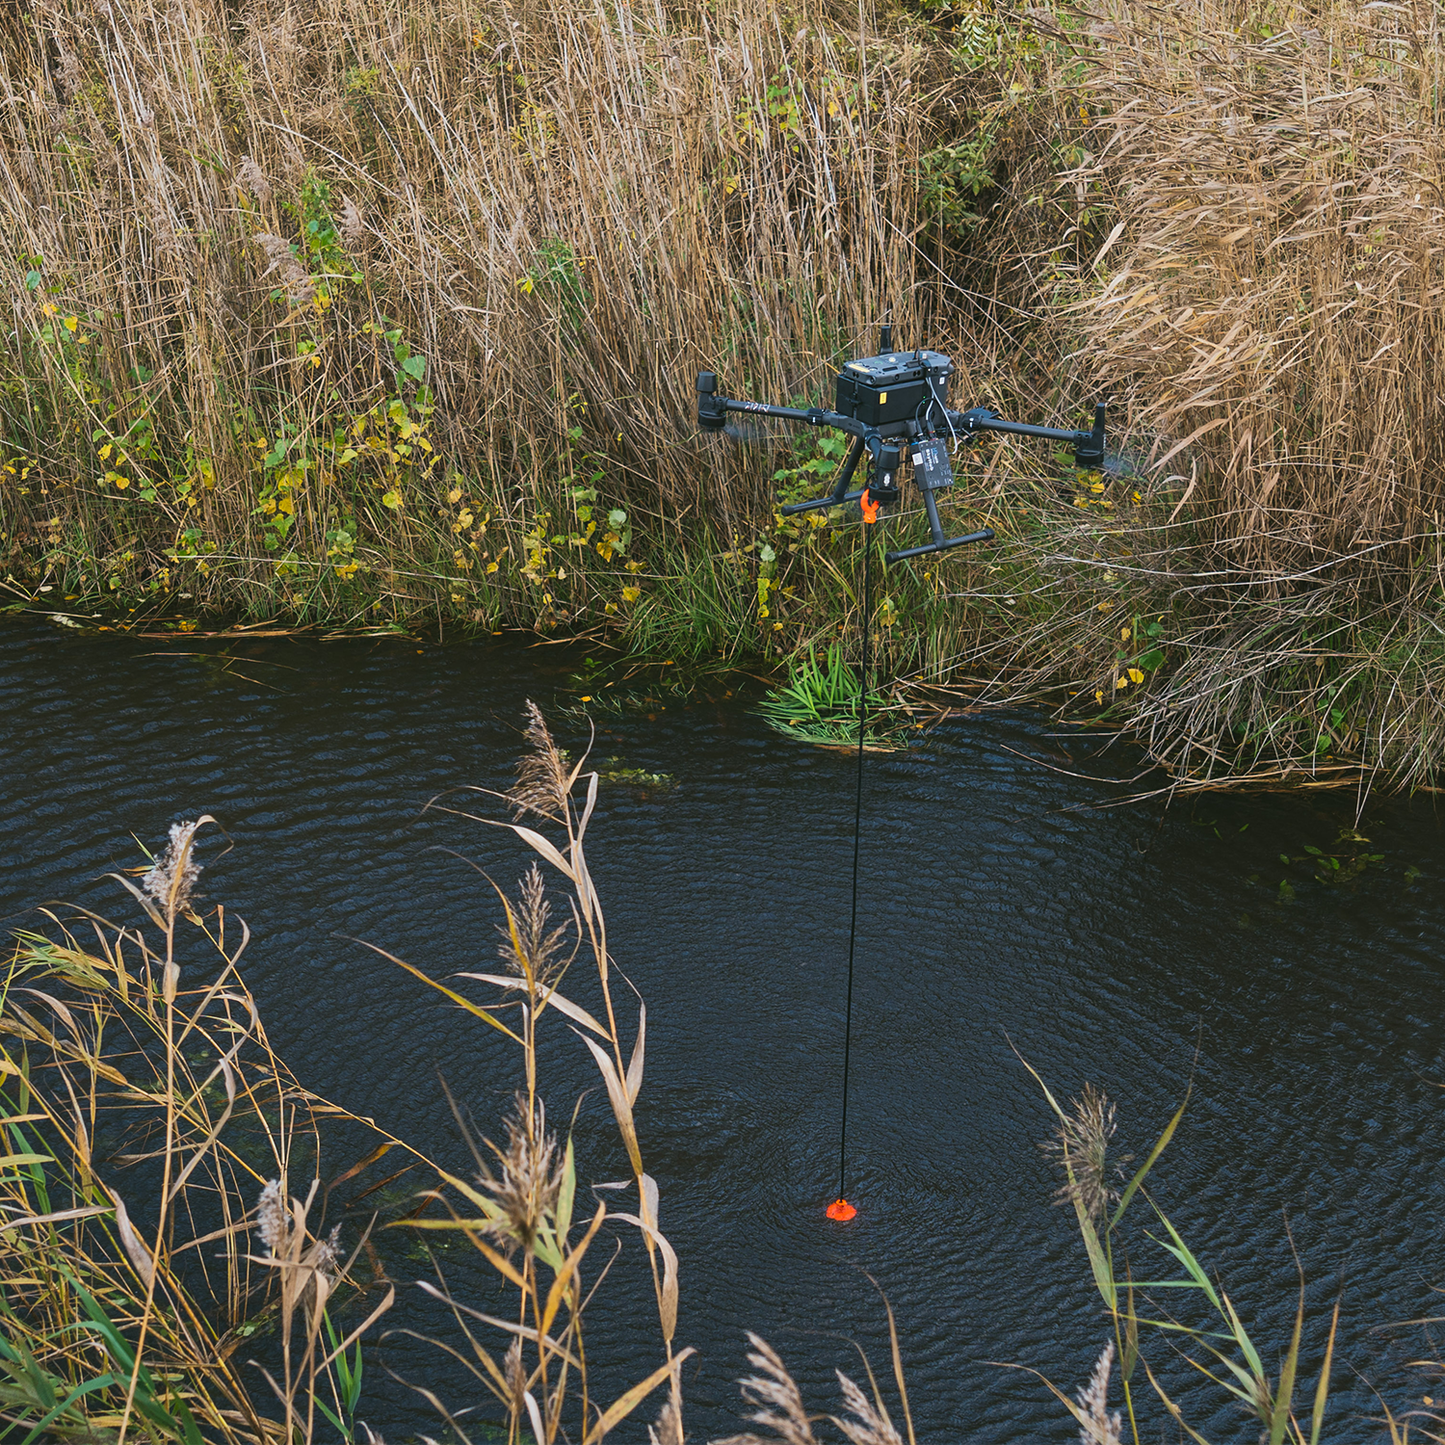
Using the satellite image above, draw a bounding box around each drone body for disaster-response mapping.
[697,327,1106,563]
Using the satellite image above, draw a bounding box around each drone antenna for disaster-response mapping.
[879,317,893,353]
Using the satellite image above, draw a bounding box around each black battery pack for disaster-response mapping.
[834,350,952,427]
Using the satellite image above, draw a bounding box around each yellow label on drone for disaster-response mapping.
[880,392,888,404]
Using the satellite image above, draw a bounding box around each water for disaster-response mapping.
[3,613,1445,1442]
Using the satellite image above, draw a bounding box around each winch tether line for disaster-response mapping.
[827,506,875,1224]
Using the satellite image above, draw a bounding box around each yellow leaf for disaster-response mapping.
[113,476,130,491]
[277,495,294,515]
[486,560,499,573]
[1090,480,1105,493]
[1115,674,1128,689]
[1128,667,1145,684]
[98,444,112,460]
[381,489,403,510]
[1095,690,1104,704]
[1120,626,1130,640]
[63,315,78,332]
[621,585,641,603]
[1098,601,1114,612]
[518,276,534,294]
[447,487,463,504]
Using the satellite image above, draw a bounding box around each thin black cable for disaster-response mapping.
[838,512,873,1203]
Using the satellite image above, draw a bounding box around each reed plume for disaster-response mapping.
[714,1334,819,1445]
[141,818,202,916]
[1042,1083,1118,1225]
[475,1095,565,1254]
[497,861,569,989]
[1074,1342,1122,1445]
[509,700,572,821]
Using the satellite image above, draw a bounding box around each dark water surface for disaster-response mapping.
[4,614,1445,1442]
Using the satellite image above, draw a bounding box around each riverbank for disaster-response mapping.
[3,0,1443,788]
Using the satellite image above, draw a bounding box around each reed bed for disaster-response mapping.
[0,821,410,1443]
[0,0,959,630]
[7,0,1445,784]
[984,0,1445,789]
[0,709,713,1443]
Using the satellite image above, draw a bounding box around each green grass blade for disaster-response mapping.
[1310,1299,1339,1445]
[1268,1287,1304,1445]
[1110,1089,1190,1232]
[1145,1210,1222,1310]
[17,1374,118,1445]
[1218,1287,1266,1382]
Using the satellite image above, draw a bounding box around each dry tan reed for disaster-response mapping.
[10,0,1445,786]
[971,0,1445,789]
[0,0,965,629]
[0,851,414,1443]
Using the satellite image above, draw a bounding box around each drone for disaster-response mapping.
[697,325,1107,563]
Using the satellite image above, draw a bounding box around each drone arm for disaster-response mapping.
[885,528,995,563]
[697,371,867,437]
[777,435,869,516]
[951,403,1107,469]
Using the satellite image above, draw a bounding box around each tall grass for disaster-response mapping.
[9,0,1445,782]
[1022,1065,1342,1445]
[0,826,410,1443]
[0,0,958,630]
[969,0,1445,789]
[372,701,694,1443]
[9,714,1445,1441]
[0,708,703,1443]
